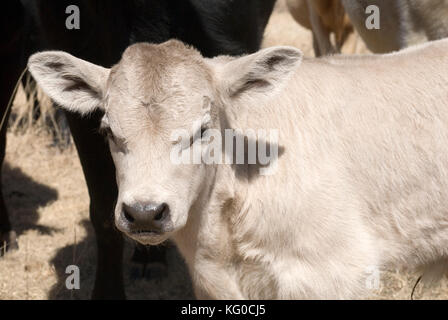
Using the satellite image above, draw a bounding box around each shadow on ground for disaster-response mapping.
[47,218,195,300]
[3,161,193,299]
[3,162,60,236]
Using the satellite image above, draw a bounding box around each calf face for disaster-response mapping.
[28,40,302,245]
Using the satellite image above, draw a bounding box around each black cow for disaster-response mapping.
[0,0,276,298]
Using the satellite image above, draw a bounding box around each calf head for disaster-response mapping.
[28,40,301,245]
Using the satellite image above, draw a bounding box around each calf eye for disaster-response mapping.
[200,127,207,138]
[189,126,207,147]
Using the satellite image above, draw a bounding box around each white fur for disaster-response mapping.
[28,51,109,115]
[28,39,448,299]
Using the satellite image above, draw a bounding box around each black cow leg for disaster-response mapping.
[64,110,125,300]
[0,104,18,256]
[0,46,23,256]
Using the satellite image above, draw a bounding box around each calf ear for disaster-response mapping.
[28,51,109,115]
[219,46,302,101]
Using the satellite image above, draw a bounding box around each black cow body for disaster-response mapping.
[0,0,276,299]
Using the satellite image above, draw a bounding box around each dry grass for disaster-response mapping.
[0,0,447,300]
[8,74,68,146]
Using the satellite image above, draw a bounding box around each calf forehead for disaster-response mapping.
[104,42,212,134]
[108,42,210,99]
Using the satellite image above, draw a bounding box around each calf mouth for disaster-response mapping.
[127,230,168,245]
[131,229,162,236]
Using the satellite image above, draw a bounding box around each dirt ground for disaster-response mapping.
[1,0,447,300]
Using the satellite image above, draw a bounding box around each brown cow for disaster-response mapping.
[287,0,354,56]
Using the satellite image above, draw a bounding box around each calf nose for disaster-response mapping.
[122,202,170,232]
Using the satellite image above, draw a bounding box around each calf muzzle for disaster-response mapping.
[120,201,171,234]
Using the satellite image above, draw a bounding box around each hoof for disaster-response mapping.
[0,231,18,256]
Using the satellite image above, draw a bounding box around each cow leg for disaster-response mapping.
[0,105,18,255]
[0,0,24,255]
[64,110,125,300]
[307,0,337,56]
[312,33,322,57]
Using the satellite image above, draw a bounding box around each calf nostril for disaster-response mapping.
[123,208,135,223]
[154,203,168,221]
